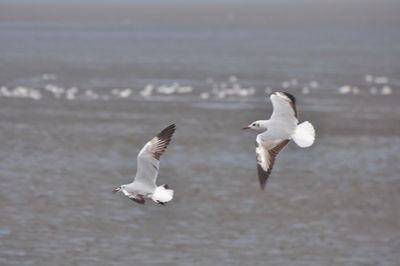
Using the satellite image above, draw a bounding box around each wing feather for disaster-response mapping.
[270,92,298,122]
[256,135,290,190]
[134,124,176,188]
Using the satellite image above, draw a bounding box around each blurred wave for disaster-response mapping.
[1,14,399,266]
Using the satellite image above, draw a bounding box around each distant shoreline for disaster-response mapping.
[0,2,399,27]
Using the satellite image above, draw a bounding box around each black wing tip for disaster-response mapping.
[281,92,296,104]
[153,124,176,160]
[157,124,176,140]
[269,91,296,104]
[162,123,176,132]
[166,123,176,130]
[257,164,271,191]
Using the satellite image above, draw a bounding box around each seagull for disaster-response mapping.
[113,124,176,205]
[243,92,315,190]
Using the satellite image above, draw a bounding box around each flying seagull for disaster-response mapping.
[113,124,176,205]
[243,92,315,190]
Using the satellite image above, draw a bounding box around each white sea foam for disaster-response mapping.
[229,75,238,83]
[0,86,12,97]
[66,87,78,100]
[157,84,175,95]
[200,92,210,99]
[338,85,352,94]
[375,76,388,84]
[176,85,193,94]
[42,73,57,81]
[140,84,154,98]
[290,79,298,86]
[154,83,193,95]
[365,74,373,83]
[370,87,378,95]
[281,81,290,89]
[0,86,41,100]
[302,86,310,94]
[0,74,396,102]
[310,81,319,89]
[44,84,64,98]
[84,89,99,100]
[381,85,392,95]
[119,88,132,98]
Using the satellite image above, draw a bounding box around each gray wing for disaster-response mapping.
[133,124,176,188]
[269,92,298,124]
[255,131,290,190]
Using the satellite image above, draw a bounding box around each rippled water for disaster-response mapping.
[1,17,400,266]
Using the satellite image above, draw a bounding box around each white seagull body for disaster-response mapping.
[244,92,315,190]
[113,124,176,205]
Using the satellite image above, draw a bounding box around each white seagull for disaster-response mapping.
[113,124,176,205]
[243,92,315,190]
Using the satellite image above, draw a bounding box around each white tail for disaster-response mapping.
[291,121,315,148]
[151,185,174,203]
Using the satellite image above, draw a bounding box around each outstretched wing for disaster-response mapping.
[269,92,298,123]
[134,124,176,188]
[255,132,290,190]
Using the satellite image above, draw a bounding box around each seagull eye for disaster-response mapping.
[252,123,256,126]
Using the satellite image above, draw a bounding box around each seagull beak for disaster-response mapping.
[112,188,120,193]
[242,126,250,130]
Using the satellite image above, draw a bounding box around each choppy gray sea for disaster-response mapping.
[1,6,400,265]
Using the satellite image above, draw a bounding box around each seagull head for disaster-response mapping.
[243,120,268,132]
[112,186,123,193]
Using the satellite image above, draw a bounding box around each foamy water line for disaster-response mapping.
[0,74,396,102]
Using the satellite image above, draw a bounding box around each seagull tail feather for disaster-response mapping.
[292,121,315,148]
[151,185,174,204]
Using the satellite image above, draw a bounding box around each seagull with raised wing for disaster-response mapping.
[113,124,176,205]
[243,92,315,190]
